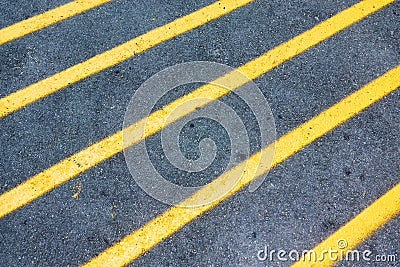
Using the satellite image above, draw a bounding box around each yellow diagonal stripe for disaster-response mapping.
[291,181,400,267]
[83,65,400,267]
[0,0,253,117]
[0,0,111,45]
[0,0,394,218]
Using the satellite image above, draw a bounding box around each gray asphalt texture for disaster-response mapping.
[0,0,399,266]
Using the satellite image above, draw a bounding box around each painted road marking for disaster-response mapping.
[0,0,111,45]
[83,65,400,267]
[291,181,400,267]
[0,0,394,218]
[0,0,253,118]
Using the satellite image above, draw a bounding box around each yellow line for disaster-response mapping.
[0,0,252,118]
[0,0,111,45]
[0,0,394,218]
[291,181,400,267]
[83,65,400,267]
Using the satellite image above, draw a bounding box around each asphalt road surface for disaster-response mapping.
[0,0,399,266]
